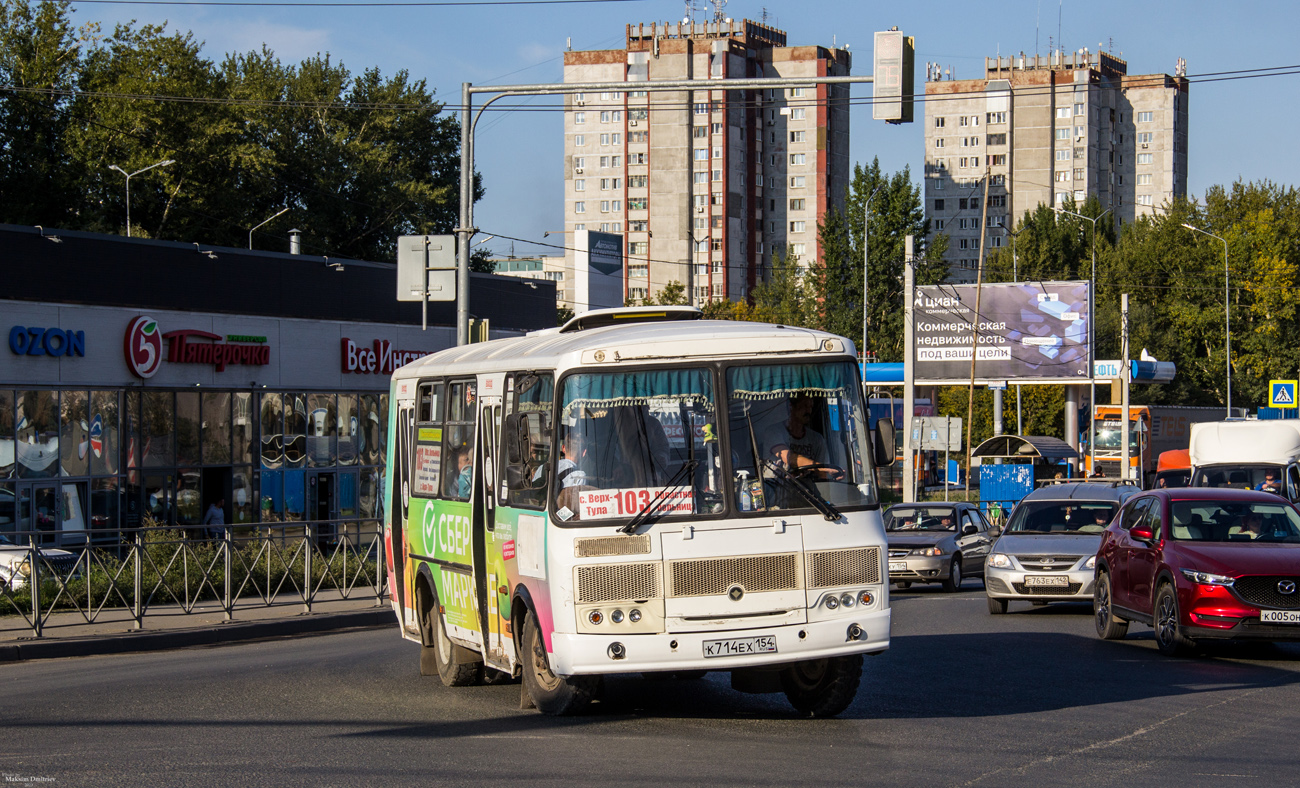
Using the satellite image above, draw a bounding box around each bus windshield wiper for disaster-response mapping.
[762,459,842,522]
[620,460,699,535]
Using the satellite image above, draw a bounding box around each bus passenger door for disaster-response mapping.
[476,381,510,669]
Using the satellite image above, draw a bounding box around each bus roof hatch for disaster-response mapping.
[558,305,702,333]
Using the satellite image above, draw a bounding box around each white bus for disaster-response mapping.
[383,307,896,716]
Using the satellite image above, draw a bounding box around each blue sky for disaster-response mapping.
[69,0,1300,259]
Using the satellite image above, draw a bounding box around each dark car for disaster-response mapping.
[883,502,995,592]
[1093,488,1300,655]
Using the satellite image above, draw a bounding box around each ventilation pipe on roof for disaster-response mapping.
[289,229,301,255]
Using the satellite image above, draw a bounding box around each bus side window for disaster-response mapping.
[444,380,477,501]
[412,382,444,500]
[503,373,553,510]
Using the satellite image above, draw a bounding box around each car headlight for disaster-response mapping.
[911,546,943,557]
[17,559,31,577]
[1180,568,1234,587]
[1085,555,1096,569]
[986,553,1012,569]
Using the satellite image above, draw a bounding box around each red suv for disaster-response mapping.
[1093,488,1300,655]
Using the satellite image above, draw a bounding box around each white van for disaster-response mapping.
[1188,420,1300,503]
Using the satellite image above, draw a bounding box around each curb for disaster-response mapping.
[0,608,396,663]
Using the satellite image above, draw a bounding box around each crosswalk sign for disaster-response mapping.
[1270,380,1297,408]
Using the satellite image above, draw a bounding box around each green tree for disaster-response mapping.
[751,246,814,327]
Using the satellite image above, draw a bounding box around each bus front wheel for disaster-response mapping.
[521,610,599,715]
[420,590,481,687]
[780,655,863,718]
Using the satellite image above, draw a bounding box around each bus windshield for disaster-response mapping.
[553,368,722,524]
[727,360,876,513]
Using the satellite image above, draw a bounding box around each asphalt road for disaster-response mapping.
[4,582,1300,788]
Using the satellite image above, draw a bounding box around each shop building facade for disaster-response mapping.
[0,225,555,545]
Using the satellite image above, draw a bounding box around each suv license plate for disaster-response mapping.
[703,635,778,658]
[1261,610,1300,624]
[1024,575,1069,587]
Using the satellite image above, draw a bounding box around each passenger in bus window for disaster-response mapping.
[456,446,473,498]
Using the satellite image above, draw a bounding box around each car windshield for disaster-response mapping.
[554,367,720,524]
[1193,465,1286,494]
[1170,500,1300,542]
[884,507,958,531]
[727,361,876,514]
[1005,501,1118,534]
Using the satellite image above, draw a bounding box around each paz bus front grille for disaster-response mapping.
[807,547,882,588]
[575,562,661,603]
[668,553,801,597]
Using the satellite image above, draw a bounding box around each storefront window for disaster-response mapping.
[143,473,173,524]
[260,393,283,469]
[90,477,120,537]
[284,393,307,468]
[339,470,357,519]
[359,468,377,519]
[176,470,201,526]
[142,392,174,468]
[60,390,89,477]
[16,390,59,478]
[260,469,282,521]
[0,481,13,534]
[201,392,232,464]
[233,392,254,466]
[0,390,14,478]
[360,394,381,466]
[307,393,337,467]
[232,466,253,524]
[60,482,88,546]
[337,394,357,465]
[125,391,141,484]
[283,467,305,521]
[176,392,200,467]
[90,391,120,476]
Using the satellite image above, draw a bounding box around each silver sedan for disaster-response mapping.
[884,503,995,592]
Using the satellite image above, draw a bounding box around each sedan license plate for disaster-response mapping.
[1261,610,1300,624]
[703,635,778,659]
[1024,575,1069,587]
[888,562,908,572]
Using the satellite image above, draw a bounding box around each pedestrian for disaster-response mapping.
[202,498,226,540]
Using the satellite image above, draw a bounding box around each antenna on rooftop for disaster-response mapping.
[709,0,726,23]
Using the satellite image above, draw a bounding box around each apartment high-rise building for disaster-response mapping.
[563,19,851,305]
[923,50,1189,282]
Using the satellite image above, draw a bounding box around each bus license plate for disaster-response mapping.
[1024,575,1069,587]
[703,635,778,658]
[1261,610,1300,624]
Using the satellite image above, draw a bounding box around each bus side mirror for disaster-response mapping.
[873,418,896,468]
[503,413,525,464]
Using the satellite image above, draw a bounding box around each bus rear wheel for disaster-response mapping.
[780,655,862,718]
[521,610,598,715]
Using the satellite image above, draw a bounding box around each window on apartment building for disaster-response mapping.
[711,238,723,250]
[574,179,585,191]
[790,153,806,165]
[1056,128,1069,140]
[713,146,723,159]
[629,131,648,142]
[935,117,946,128]
[989,195,1005,207]
[790,176,805,188]
[959,157,969,168]
[628,90,647,98]
[933,177,945,190]
[628,241,647,255]
[628,287,647,301]
[935,138,946,149]
[960,116,969,127]
[629,109,648,120]
[611,133,621,145]
[789,198,805,211]
[574,201,585,213]
[629,220,647,232]
[992,236,1003,248]
[1137,132,1154,143]
[789,87,805,97]
[574,223,585,231]
[959,239,968,250]
[790,221,806,233]
[1056,171,1071,182]
[600,222,622,232]
[693,126,708,138]
[599,156,609,168]
[1074,126,1085,138]
[986,111,1006,124]
[934,199,945,211]
[693,194,707,208]
[628,153,646,165]
[629,175,647,187]
[1138,111,1154,123]
[694,148,708,161]
[628,198,647,210]
[600,200,610,212]
[791,131,805,143]
[712,169,723,182]
[1056,149,1069,161]
[1137,173,1152,186]
[933,219,945,231]
[694,218,707,230]
[574,112,585,124]
[971,116,980,126]
[790,108,806,120]
[693,172,707,185]
[712,122,724,134]
[790,243,806,257]
[1075,147,1086,159]
[958,198,968,210]
[694,103,708,115]
[711,193,723,205]
[1137,194,1154,206]
[1055,191,1069,204]
[600,111,621,122]
[600,133,610,145]
[957,218,968,230]
[1074,103,1085,116]
[1073,168,1084,181]
[628,263,648,278]
[989,154,1006,166]
[1137,153,1153,164]
[769,154,779,166]
[987,133,1006,146]
[991,174,1005,186]
[574,134,585,146]
[1057,107,1071,119]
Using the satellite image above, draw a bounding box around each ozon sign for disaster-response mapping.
[124,316,270,378]
[124,316,163,378]
[342,337,433,375]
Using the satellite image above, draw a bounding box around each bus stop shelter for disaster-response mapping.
[971,435,1082,516]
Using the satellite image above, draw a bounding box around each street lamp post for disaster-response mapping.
[1182,223,1232,418]
[1053,205,1111,476]
[107,159,175,238]
[247,207,289,250]
[861,184,883,361]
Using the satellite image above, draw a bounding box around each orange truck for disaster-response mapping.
[1083,405,1230,487]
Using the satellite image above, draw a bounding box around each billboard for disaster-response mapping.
[574,229,624,313]
[913,281,1091,383]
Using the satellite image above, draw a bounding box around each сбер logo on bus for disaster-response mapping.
[124,316,162,378]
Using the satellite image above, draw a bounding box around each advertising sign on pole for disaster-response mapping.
[912,281,1091,384]
[573,229,624,314]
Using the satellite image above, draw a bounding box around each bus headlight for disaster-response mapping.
[840,592,856,608]
[628,609,642,623]
[611,609,624,624]
[824,595,839,610]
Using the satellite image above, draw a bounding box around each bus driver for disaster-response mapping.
[764,393,843,480]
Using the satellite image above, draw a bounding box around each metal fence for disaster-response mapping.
[1,520,388,638]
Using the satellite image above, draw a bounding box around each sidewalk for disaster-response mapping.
[0,591,396,664]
